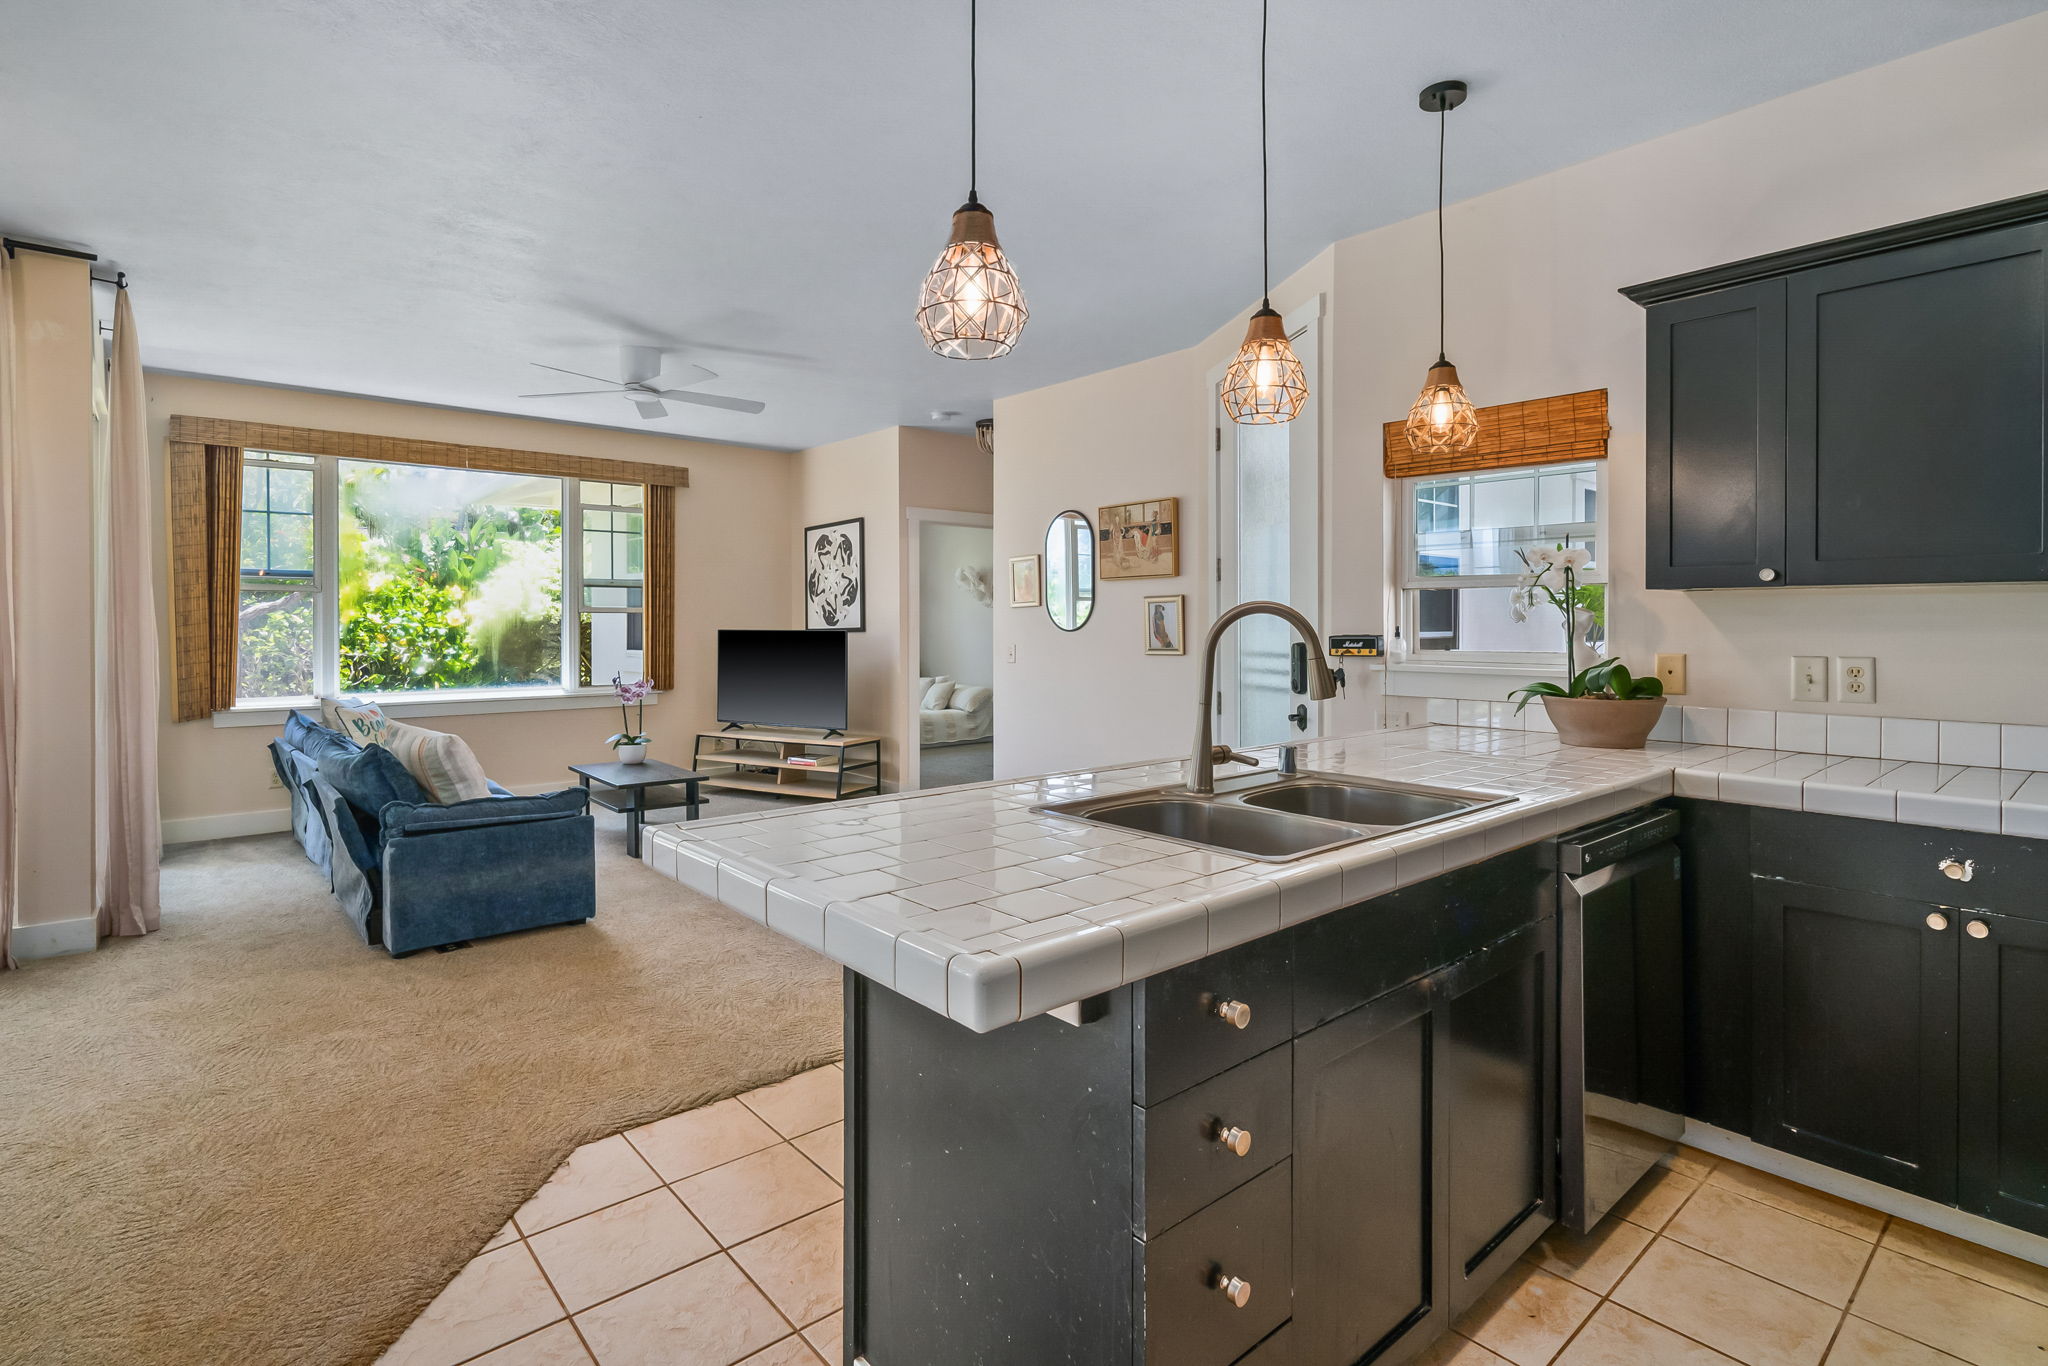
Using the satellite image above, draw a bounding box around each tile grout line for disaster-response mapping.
[1816,1215,1891,1365]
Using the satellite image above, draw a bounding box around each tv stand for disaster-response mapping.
[692,728,881,802]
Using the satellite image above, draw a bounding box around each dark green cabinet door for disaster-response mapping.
[1786,220,2048,585]
[1751,878,1958,1200]
[1645,280,1788,588]
[1291,980,1438,1366]
[1958,910,2048,1238]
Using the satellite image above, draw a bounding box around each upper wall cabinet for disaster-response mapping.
[1627,193,2048,589]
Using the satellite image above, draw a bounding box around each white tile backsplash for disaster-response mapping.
[1940,721,2003,768]
[1727,709,1776,749]
[1680,707,1728,744]
[2004,724,2048,772]
[1774,712,1828,754]
[1879,717,1940,763]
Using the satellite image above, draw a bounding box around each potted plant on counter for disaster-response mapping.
[608,673,653,764]
[1505,545,1665,748]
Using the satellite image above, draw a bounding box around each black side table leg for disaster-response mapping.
[626,789,644,859]
[686,778,701,821]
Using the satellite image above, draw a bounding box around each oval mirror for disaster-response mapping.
[1044,509,1096,632]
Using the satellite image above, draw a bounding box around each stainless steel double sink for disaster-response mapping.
[1033,769,1515,863]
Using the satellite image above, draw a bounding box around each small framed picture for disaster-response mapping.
[1008,554,1043,607]
[803,517,865,631]
[1144,595,1185,655]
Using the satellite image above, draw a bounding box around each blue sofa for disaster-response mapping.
[269,712,597,955]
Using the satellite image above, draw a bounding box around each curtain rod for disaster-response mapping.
[2,236,126,287]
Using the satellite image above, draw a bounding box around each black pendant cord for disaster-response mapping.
[968,0,979,203]
[1259,0,1271,310]
[1435,101,1447,365]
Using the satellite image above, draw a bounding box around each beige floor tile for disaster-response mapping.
[731,1203,843,1328]
[1556,1302,1741,1365]
[1851,1248,2048,1366]
[739,1337,826,1366]
[573,1253,789,1366]
[1612,1238,1839,1366]
[1413,1332,1515,1365]
[467,1322,596,1366]
[1705,1162,1886,1241]
[482,1220,521,1253]
[627,1099,782,1184]
[515,1135,664,1235]
[1881,1222,2048,1308]
[738,1067,843,1140]
[1523,1216,1655,1294]
[1827,1316,1969,1364]
[1454,1261,1601,1366]
[1664,1183,1876,1307]
[790,1123,843,1185]
[378,1242,565,1366]
[675,1144,842,1246]
[1610,1166,1701,1232]
[528,1188,719,1312]
[1662,1146,1722,1181]
[800,1310,842,1362]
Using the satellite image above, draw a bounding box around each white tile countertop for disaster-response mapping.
[643,725,2048,1033]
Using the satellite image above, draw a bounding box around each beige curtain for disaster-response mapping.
[95,289,160,938]
[0,255,19,968]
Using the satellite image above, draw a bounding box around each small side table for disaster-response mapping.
[569,759,705,859]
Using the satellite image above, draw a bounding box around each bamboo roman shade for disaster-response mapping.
[168,416,684,721]
[1382,388,1609,480]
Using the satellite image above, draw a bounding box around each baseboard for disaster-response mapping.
[1683,1120,2048,1268]
[10,916,97,960]
[163,807,292,845]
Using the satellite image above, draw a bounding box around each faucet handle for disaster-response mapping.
[1210,745,1260,770]
[1278,744,1302,776]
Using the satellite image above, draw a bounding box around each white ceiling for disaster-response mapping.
[5,0,2043,451]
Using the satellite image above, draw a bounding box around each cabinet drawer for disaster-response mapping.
[1138,1043,1293,1237]
[1135,934,1293,1105]
[1141,1160,1292,1366]
[1752,808,2048,919]
[1232,1322,1294,1365]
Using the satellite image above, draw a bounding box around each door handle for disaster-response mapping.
[1290,641,1308,695]
[1288,704,1309,731]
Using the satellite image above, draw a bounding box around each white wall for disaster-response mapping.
[994,12,2048,783]
[919,522,993,687]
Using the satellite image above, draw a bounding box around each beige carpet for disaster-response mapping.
[0,809,840,1366]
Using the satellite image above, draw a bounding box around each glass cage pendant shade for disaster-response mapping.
[917,198,1029,360]
[1405,355,1481,454]
[1221,306,1307,425]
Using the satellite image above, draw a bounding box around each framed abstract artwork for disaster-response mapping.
[804,517,865,631]
[1008,554,1042,607]
[1144,595,1185,655]
[1098,497,1179,579]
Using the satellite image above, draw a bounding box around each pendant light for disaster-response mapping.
[1221,0,1308,425]
[1405,79,1480,454]
[916,0,1028,360]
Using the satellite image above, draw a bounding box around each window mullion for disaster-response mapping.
[317,455,339,698]
[562,478,582,689]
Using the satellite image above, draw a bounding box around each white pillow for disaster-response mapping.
[324,697,390,746]
[921,678,956,711]
[377,718,492,804]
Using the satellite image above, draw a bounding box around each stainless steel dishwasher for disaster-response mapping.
[1555,806,1687,1232]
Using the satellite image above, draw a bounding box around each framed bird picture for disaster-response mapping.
[1098,497,1179,579]
[803,517,866,631]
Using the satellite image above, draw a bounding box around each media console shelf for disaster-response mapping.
[691,728,883,802]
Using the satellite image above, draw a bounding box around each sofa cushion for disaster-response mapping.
[318,745,429,851]
[284,709,360,762]
[920,677,956,710]
[324,698,491,804]
[382,788,589,838]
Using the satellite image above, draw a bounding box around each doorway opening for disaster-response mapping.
[907,511,995,789]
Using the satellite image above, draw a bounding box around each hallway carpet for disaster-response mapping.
[0,809,839,1366]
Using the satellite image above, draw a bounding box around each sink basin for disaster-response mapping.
[1239,782,1476,827]
[1034,769,1514,863]
[1075,797,1365,860]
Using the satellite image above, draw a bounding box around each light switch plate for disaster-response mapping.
[1835,656,1876,704]
[1791,656,1828,702]
[1654,653,1688,695]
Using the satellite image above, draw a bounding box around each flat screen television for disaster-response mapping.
[716,629,849,732]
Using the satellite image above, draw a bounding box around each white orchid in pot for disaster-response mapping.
[607,673,654,764]
[1507,545,1665,749]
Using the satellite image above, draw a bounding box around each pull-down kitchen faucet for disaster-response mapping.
[1185,601,1337,795]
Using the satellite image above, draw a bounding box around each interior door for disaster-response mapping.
[1215,317,1322,751]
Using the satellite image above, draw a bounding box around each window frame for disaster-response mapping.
[1393,460,1607,669]
[231,449,647,710]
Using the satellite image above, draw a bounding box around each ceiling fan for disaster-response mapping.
[520,345,767,419]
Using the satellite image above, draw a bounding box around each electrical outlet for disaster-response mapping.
[1654,653,1688,695]
[1791,655,1828,702]
[268,769,286,789]
[1835,656,1876,704]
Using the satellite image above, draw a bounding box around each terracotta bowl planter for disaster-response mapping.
[1541,695,1667,749]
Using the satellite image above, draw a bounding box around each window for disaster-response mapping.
[235,450,646,704]
[1398,460,1602,659]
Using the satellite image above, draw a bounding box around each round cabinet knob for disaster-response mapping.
[1212,1272,1252,1308]
[1939,857,1976,882]
[1926,912,1950,932]
[1212,998,1253,1030]
[1967,920,1991,939]
[1758,568,1779,582]
[1215,1124,1254,1158]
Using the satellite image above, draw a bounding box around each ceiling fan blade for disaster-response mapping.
[620,345,665,385]
[632,399,669,420]
[655,389,767,414]
[530,361,625,386]
[517,389,619,398]
[670,362,717,385]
